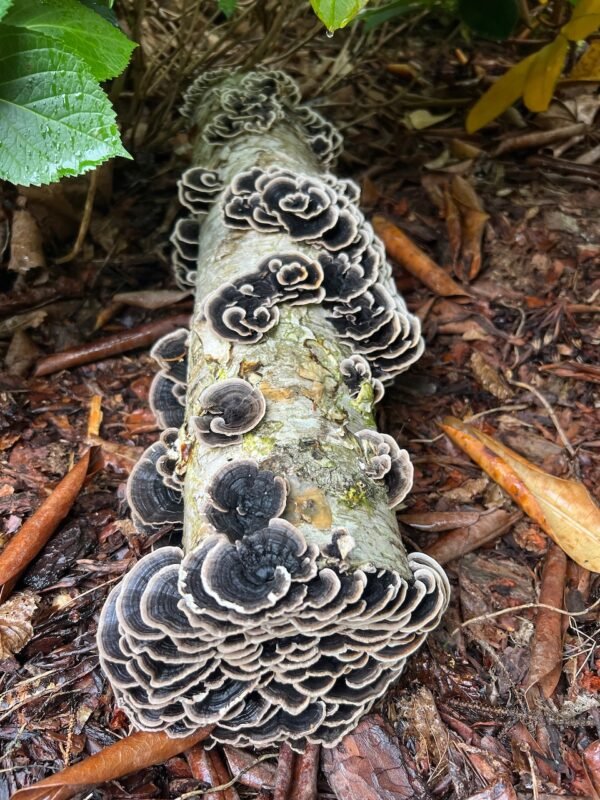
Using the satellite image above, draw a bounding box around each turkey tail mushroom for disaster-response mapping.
[97,69,449,752]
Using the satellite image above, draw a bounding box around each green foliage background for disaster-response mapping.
[0,0,134,186]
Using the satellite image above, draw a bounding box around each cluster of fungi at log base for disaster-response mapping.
[97,68,450,753]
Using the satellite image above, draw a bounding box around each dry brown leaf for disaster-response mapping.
[113,289,192,310]
[441,417,600,572]
[372,215,469,297]
[525,543,567,698]
[0,590,39,659]
[8,206,46,273]
[11,727,214,800]
[470,352,513,400]
[322,714,415,800]
[0,450,94,602]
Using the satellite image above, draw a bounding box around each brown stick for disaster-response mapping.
[11,728,214,800]
[372,215,469,297]
[33,314,190,376]
[0,449,93,602]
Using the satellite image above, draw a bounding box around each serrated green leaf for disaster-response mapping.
[79,0,120,26]
[457,0,519,40]
[0,0,13,21]
[217,0,237,17]
[310,0,369,31]
[0,25,130,187]
[3,0,135,81]
[361,0,429,31]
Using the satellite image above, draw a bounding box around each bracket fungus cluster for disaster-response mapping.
[98,69,449,752]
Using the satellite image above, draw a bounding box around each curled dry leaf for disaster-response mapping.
[11,728,214,800]
[440,417,600,573]
[425,509,522,565]
[372,215,469,297]
[0,449,94,602]
[525,543,567,698]
[8,206,46,273]
[0,590,39,660]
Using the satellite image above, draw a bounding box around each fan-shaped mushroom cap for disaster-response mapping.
[178,167,223,215]
[97,523,449,748]
[295,106,344,167]
[190,379,266,447]
[126,429,184,534]
[267,253,324,304]
[356,430,414,508]
[149,373,186,429]
[339,355,385,403]
[150,329,189,385]
[329,283,396,342]
[203,459,287,540]
[170,218,201,289]
[204,281,280,344]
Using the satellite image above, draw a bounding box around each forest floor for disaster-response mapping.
[0,2,599,799]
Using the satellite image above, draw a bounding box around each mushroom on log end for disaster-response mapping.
[190,378,266,447]
[97,527,449,746]
[203,459,287,540]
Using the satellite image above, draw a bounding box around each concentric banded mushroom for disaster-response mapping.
[191,379,266,447]
[178,167,223,215]
[126,429,183,534]
[97,68,448,754]
[202,460,287,540]
[98,526,449,749]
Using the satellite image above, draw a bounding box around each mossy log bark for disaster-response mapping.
[181,78,411,579]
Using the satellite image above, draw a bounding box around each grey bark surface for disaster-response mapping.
[181,80,411,578]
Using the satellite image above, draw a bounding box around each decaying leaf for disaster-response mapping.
[441,417,600,572]
[0,590,39,660]
[525,543,567,698]
[113,289,192,310]
[11,727,214,800]
[373,215,469,297]
[8,206,46,273]
[0,449,94,602]
[322,714,415,800]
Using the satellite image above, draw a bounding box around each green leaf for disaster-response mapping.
[361,0,429,31]
[79,0,120,26]
[0,0,13,21]
[2,0,135,81]
[457,0,519,39]
[310,0,369,31]
[0,25,130,186]
[217,0,237,17]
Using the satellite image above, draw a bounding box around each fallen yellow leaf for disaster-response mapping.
[562,0,600,40]
[568,39,600,79]
[440,417,600,572]
[523,37,569,112]
[466,52,537,133]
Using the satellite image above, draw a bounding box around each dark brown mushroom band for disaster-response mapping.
[98,69,450,753]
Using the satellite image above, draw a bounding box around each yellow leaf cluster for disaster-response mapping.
[467,0,600,132]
